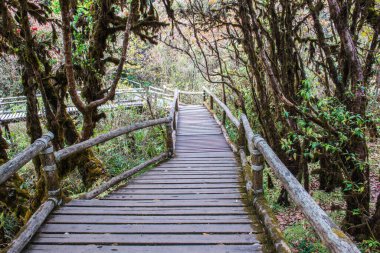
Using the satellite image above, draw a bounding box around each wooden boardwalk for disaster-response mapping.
[24,105,269,253]
[0,101,143,124]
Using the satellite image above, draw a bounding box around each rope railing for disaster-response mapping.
[202,86,360,253]
[2,89,180,253]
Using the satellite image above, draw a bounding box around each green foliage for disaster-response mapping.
[51,0,61,14]
[284,221,328,253]
[359,238,380,252]
[282,78,376,184]
[0,212,20,242]
[0,57,22,97]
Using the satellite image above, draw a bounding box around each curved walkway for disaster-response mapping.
[24,105,270,253]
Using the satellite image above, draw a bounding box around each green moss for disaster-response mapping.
[284,221,328,253]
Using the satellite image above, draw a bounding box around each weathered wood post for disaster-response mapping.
[175,90,179,131]
[166,119,174,158]
[203,90,206,102]
[238,121,253,199]
[251,134,265,196]
[38,133,61,203]
[175,94,179,111]
[210,96,214,110]
[5,132,58,253]
[222,84,226,126]
[172,110,177,132]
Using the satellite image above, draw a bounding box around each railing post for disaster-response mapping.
[238,121,253,199]
[251,134,264,197]
[203,90,206,102]
[172,113,177,131]
[175,92,179,131]
[175,90,179,111]
[210,96,214,110]
[39,135,61,204]
[166,120,174,158]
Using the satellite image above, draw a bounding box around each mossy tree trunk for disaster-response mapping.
[0,128,30,247]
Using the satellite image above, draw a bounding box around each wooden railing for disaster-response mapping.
[202,86,360,253]
[0,88,144,111]
[1,91,180,253]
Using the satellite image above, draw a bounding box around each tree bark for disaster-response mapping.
[0,128,30,248]
[327,0,370,238]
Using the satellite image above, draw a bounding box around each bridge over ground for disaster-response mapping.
[0,88,360,253]
[0,84,172,125]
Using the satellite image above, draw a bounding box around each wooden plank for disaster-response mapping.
[153,167,240,171]
[143,171,238,175]
[32,233,260,244]
[25,245,262,253]
[53,206,250,215]
[103,193,243,200]
[39,223,260,234]
[164,161,237,165]
[175,152,235,158]
[175,149,232,152]
[131,179,241,184]
[46,215,252,224]
[156,164,238,168]
[139,175,239,179]
[114,188,242,194]
[124,184,241,189]
[65,199,244,207]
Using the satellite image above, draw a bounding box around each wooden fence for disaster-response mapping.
[0,90,180,253]
[0,84,361,253]
[202,86,360,253]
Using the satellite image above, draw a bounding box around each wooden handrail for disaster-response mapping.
[204,90,360,253]
[3,134,60,253]
[147,90,172,97]
[163,85,202,95]
[6,199,57,253]
[0,132,54,185]
[241,114,359,252]
[55,117,171,162]
[149,86,165,92]
[0,101,28,106]
[0,88,143,103]
[202,86,240,127]
[2,91,178,253]
[179,91,203,95]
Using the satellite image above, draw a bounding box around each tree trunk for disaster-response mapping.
[23,71,45,209]
[0,128,30,247]
[319,155,342,192]
[370,194,380,240]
